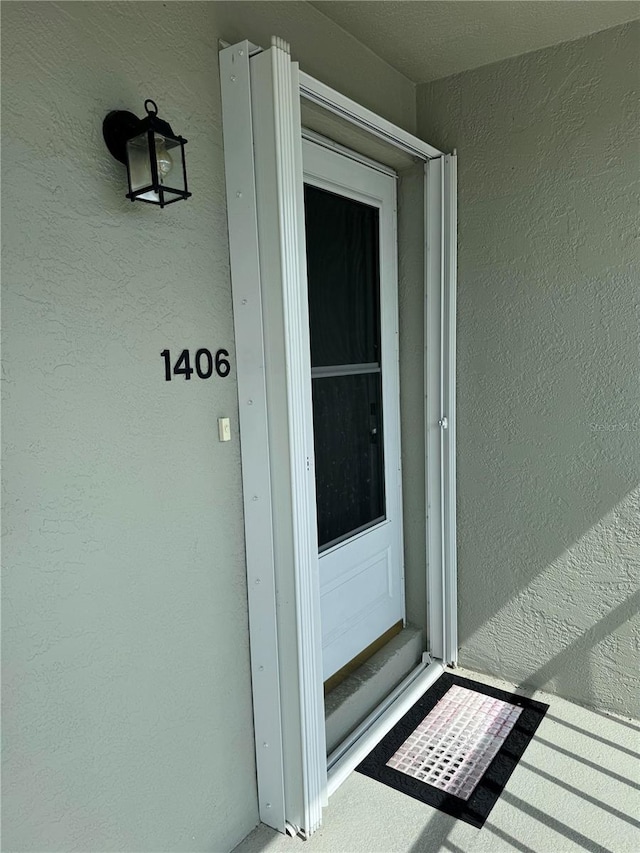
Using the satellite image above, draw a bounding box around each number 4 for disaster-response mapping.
[173,349,193,380]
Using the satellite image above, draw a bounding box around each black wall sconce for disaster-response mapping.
[103,99,191,208]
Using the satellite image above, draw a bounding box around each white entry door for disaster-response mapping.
[302,139,404,681]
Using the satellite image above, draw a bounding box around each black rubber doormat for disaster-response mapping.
[356,673,548,828]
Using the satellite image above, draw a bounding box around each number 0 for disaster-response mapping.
[196,349,213,379]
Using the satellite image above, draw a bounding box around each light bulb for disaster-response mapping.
[154,135,173,182]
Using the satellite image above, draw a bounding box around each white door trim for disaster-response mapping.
[442,154,458,665]
[249,40,326,836]
[299,71,443,160]
[219,41,286,831]
[220,38,457,838]
[424,155,458,665]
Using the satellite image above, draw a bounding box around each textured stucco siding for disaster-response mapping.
[417,23,640,718]
[1,3,416,851]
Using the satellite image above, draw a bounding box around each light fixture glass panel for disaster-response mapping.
[159,190,184,205]
[126,132,153,192]
[161,139,187,195]
[135,189,162,203]
[153,135,174,183]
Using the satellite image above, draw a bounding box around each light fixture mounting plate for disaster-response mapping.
[103,110,140,164]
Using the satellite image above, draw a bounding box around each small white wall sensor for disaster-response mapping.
[218,417,231,442]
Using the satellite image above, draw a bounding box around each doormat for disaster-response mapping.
[356,673,548,828]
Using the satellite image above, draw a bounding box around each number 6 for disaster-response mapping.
[215,349,231,378]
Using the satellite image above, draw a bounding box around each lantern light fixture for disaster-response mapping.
[103,99,191,208]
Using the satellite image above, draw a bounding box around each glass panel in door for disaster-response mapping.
[304,184,385,551]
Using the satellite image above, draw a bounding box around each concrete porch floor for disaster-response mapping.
[233,669,639,853]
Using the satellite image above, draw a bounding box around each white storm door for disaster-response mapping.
[302,140,404,681]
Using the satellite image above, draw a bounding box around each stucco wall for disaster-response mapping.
[417,23,640,718]
[1,3,416,851]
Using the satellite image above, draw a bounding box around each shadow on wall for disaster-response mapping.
[414,22,640,718]
[452,105,640,711]
[515,587,640,702]
[457,480,640,713]
[457,483,640,716]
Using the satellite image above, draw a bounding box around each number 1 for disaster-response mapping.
[161,349,171,381]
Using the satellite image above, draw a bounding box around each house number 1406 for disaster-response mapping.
[161,348,231,381]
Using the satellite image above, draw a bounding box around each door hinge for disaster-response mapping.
[438,416,448,429]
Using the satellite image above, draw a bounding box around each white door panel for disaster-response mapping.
[320,526,403,678]
[303,139,404,681]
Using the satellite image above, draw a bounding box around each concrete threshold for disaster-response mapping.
[325,624,424,754]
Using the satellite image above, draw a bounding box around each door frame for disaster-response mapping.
[220,38,457,838]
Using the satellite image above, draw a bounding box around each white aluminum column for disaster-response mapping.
[425,155,458,666]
